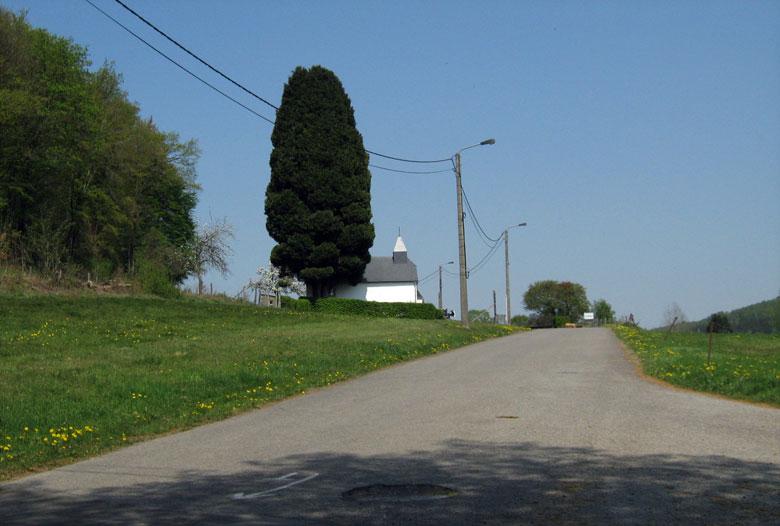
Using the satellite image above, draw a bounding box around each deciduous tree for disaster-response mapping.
[250,264,305,296]
[0,8,199,287]
[523,280,589,326]
[663,302,687,328]
[707,312,732,333]
[189,218,233,295]
[593,299,615,324]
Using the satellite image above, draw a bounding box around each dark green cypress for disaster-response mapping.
[265,66,374,297]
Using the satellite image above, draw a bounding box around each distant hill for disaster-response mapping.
[675,297,780,334]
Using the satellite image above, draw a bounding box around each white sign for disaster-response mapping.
[583,312,594,321]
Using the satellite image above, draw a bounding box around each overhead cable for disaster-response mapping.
[369,164,453,175]
[462,188,502,244]
[365,150,452,164]
[114,0,280,111]
[466,212,499,249]
[84,0,276,124]
[418,270,439,286]
[418,277,436,287]
[468,238,503,276]
[107,0,453,165]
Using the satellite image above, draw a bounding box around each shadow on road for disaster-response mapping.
[3,440,778,525]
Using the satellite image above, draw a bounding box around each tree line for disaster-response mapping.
[0,8,200,288]
[668,297,779,334]
[466,280,616,327]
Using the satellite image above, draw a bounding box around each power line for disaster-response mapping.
[418,269,439,286]
[466,210,498,249]
[84,0,276,125]
[108,0,453,165]
[419,269,438,282]
[462,187,502,245]
[462,188,501,244]
[369,164,452,175]
[469,240,501,275]
[365,150,452,164]
[113,0,279,111]
[468,237,503,276]
[419,276,436,287]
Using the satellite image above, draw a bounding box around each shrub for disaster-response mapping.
[313,297,443,319]
[468,309,492,323]
[529,313,553,328]
[707,312,732,333]
[280,296,313,311]
[510,314,530,327]
[91,259,116,283]
[553,315,570,328]
[136,259,180,298]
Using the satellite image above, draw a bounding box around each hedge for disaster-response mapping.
[281,296,443,319]
[280,296,312,311]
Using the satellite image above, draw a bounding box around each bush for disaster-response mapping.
[707,312,732,333]
[529,313,553,328]
[510,314,530,327]
[280,296,312,311]
[136,259,180,298]
[313,297,443,319]
[91,259,116,283]
[553,315,570,328]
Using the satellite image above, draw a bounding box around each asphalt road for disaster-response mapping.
[2,328,778,525]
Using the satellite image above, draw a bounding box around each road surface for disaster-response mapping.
[2,328,778,524]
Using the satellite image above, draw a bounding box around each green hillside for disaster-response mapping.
[677,297,780,334]
[614,325,779,405]
[0,292,517,480]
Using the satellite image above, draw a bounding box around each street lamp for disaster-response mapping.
[438,260,455,309]
[453,138,496,328]
[504,222,527,324]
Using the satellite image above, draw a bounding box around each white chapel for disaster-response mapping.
[332,236,422,303]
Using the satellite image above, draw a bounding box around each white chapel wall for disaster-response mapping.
[333,282,417,303]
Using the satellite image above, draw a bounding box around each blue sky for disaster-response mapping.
[6,0,779,327]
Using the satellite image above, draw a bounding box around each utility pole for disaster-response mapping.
[504,229,510,324]
[493,290,497,323]
[438,265,443,309]
[454,152,469,327]
[504,222,526,326]
[452,138,495,327]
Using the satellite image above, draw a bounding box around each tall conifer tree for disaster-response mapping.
[265,66,374,297]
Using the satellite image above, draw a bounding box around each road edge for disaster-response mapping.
[607,328,779,410]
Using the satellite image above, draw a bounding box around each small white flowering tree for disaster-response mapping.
[248,265,305,298]
[189,218,234,295]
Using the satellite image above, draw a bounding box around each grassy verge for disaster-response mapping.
[0,293,519,480]
[613,325,779,406]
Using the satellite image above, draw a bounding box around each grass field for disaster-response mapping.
[613,325,779,406]
[0,293,518,480]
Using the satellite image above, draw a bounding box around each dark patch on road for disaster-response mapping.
[342,483,457,502]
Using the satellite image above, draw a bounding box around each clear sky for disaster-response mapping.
[6,0,779,327]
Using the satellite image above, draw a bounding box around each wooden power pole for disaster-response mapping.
[454,152,469,327]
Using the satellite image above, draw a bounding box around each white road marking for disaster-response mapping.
[231,472,319,500]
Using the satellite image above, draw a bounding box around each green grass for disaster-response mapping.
[613,325,780,405]
[0,293,518,480]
